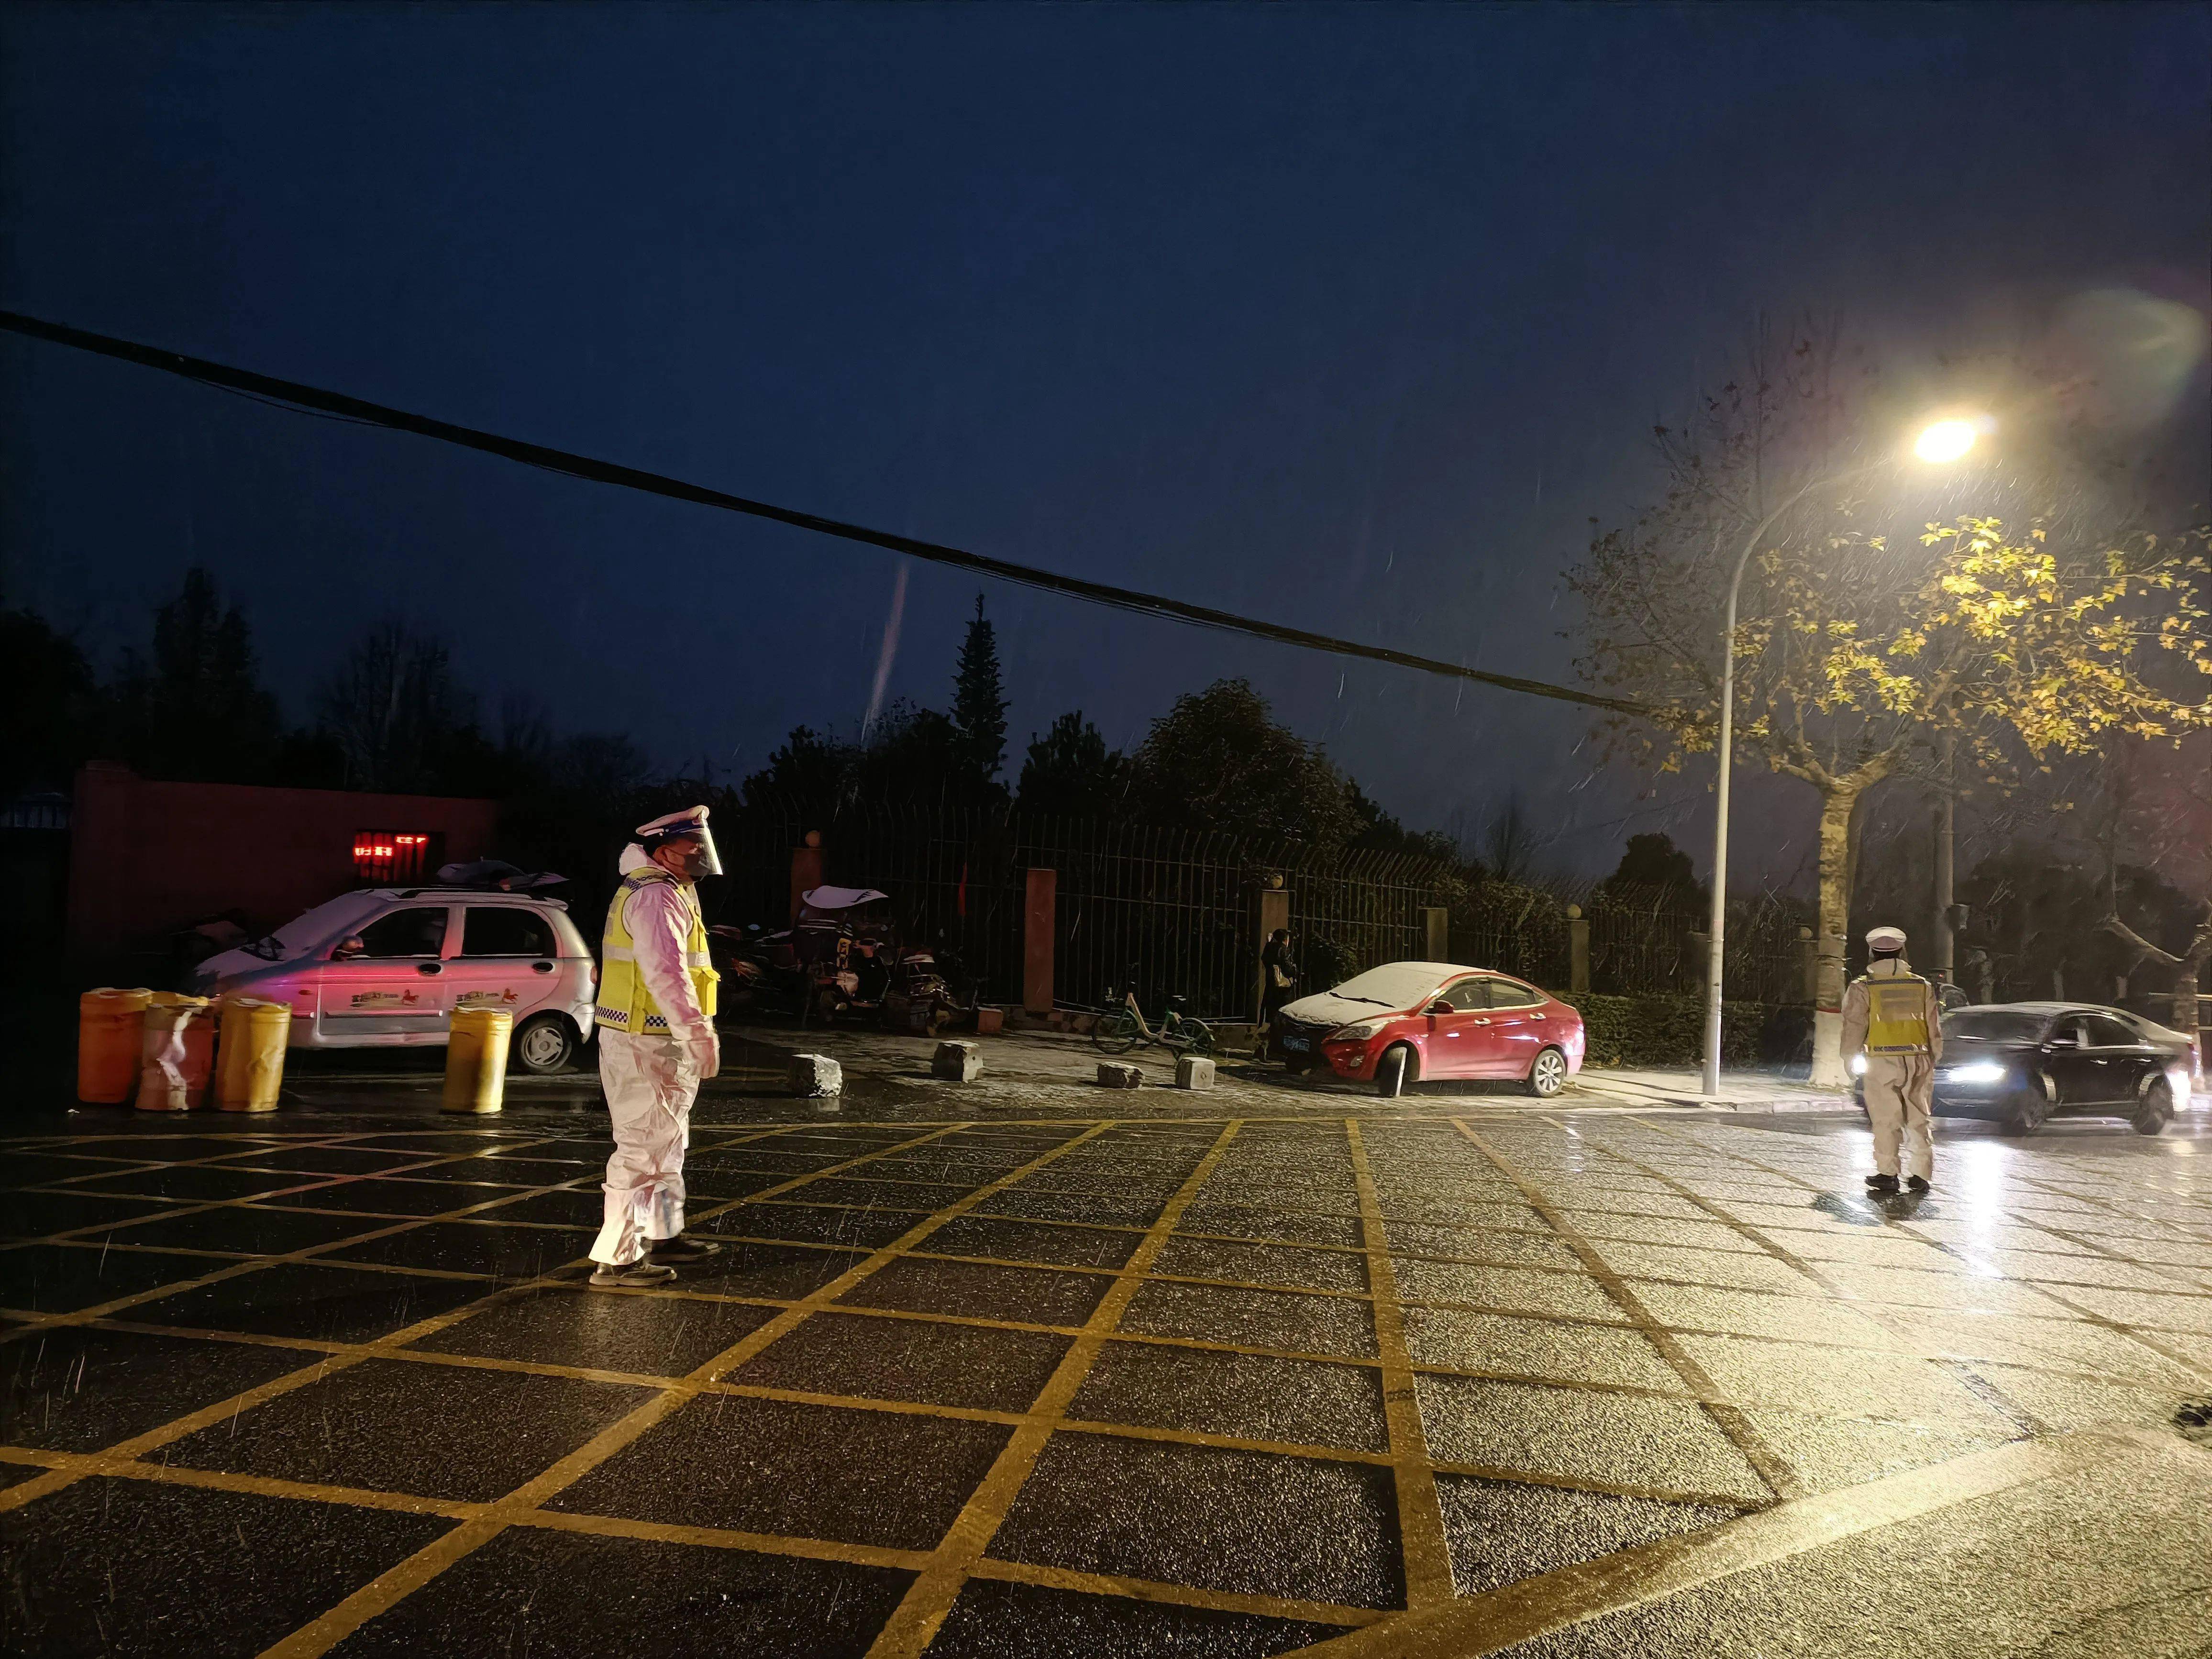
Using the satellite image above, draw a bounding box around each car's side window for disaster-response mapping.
[1441,979,1489,1012]
[461,907,556,958]
[354,907,451,958]
[1487,980,1544,1008]
[2082,1014,2137,1049]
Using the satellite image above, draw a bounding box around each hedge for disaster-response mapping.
[1555,993,1811,1069]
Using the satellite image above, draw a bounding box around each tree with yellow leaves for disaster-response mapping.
[1571,333,2211,1085]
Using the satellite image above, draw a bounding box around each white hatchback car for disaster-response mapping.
[188,888,597,1074]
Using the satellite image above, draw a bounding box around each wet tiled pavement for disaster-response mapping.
[4,1105,2210,1656]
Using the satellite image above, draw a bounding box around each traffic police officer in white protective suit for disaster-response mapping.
[588,807,726,1287]
[1841,925,1944,1197]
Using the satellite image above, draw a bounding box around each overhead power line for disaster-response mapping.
[0,307,1675,723]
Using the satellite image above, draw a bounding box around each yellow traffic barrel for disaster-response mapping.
[442,1006,512,1114]
[79,988,153,1104]
[216,996,292,1113]
[140,992,216,1112]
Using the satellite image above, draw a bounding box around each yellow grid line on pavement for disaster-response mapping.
[859,1120,1247,1659]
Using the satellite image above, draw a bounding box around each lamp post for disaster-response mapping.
[1698,418,1983,1097]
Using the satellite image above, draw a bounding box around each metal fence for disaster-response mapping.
[713,803,1814,1016]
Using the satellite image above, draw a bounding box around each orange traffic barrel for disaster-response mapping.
[442,1006,512,1114]
[79,988,153,1104]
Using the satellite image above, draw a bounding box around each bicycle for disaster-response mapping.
[1091,985,1215,1057]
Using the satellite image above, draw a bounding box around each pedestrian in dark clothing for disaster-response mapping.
[1261,928,1299,1021]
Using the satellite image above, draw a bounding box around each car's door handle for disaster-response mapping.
[418,962,442,976]
[1473,1018,1491,1025]
[532,961,554,973]
[1531,1013,1546,1021]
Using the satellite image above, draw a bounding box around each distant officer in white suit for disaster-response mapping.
[1842,925,1943,1196]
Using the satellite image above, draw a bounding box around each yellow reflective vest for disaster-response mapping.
[1862,973,1934,1054]
[595,867,718,1034]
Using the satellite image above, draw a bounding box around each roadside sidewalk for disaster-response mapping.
[1571,1065,1856,1113]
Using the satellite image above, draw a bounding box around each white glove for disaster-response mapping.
[685,1029,721,1080]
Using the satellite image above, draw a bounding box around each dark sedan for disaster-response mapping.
[1859,1002,2195,1135]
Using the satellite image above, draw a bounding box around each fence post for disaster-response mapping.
[790,830,823,924]
[1797,927,1816,1005]
[1024,868,1056,1015]
[1255,884,1290,1025]
[1568,905,1589,995]
[1419,905,1450,963]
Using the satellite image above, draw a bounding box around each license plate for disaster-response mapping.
[1281,1037,1309,1052]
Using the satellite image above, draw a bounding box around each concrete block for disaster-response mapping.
[1072,1013,1097,1035]
[1174,1054,1216,1091]
[1096,1062,1144,1089]
[932,1040,983,1082]
[974,1006,1005,1036]
[788,1053,842,1097]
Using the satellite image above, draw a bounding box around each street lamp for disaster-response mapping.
[1699,417,1984,1097]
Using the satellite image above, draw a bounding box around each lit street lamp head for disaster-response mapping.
[1913,418,1983,464]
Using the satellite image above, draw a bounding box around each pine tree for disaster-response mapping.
[951,594,1008,783]
[113,567,282,781]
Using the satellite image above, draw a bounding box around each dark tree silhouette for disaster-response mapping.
[1016,711,1125,818]
[951,594,1007,784]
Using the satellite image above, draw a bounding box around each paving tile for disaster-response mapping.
[791,1176,980,1211]
[157,1354,652,1501]
[990,1433,1405,1608]
[326,1525,913,1659]
[1382,1224,1584,1271]
[1672,1333,2015,1425]
[923,1216,1138,1270]
[1155,1237,1368,1294]
[408,1283,780,1376]
[77,1205,395,1257]
[3,1151,154,1187]
[1391,1260,1622,1321]
[1584,1241,1813,1295]
[726,1309,1072,1409]
[1734,1407,2017,1496]
[2040,1284,2212,1334]
[550,1393,1010,1550]
[1435,1474,1737,1594]
[66,1164,324,1202]
[466,1187,605,1228]
[1120,1282,1378,1359]
[262,1176,529,1215]
[1373,1195,1546,1230]
[1415,1374,1771,1502]
[657,1240,871,1300]
[319,1220,589,1280]
[928,1576,1349,1659]
[211,1145,473,1176]
[1176,1205,1365,1248]
[1624,1282,1909,1350]
[132,1261,498,1343]
[1752,1229,1961,1270]
[0,1190,176,1239]
[705,1202,923,1250]
[0,1243,220,1314]
[1815,1262,2081,1319]
[1,1476,451,1658]
[976,1189,1169,1228]
[1073,1341,1389,1451]
[2,1326,321,1450]
[1955,1249,2201,1293]
[1963,1362,2196,1431]
[1403,1307,1686,1393]
[835,1257,1109,1327]
[1546,1211,1765,1253]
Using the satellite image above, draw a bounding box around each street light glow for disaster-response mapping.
[1914,419,1980,464]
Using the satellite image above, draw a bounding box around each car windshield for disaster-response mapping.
[246,893,388,960]
[1327,963,1451,1010]
[1943,1010,2048,1042]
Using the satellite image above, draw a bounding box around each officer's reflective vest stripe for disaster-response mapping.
[595,868,719,1033]
[1864,974,1933,1053]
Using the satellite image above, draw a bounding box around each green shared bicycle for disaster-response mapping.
[1090,984,1215,1057]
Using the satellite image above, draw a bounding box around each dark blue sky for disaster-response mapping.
[4,4,2206,881]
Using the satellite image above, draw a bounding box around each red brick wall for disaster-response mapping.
[66,763,500,957]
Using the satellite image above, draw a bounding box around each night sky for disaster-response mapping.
[3,4,2206,881]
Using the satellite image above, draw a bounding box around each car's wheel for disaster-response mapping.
[1525,1046,1569,1098]
[2132,1078,2174,1137]
[2005,1088,2050,1135]
[1375,1044,1414,1098]
[510,1013,578,1075]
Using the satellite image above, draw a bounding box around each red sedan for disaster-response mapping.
[1272,961,1585,1097]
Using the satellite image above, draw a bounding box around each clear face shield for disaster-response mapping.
[692,826,723,878]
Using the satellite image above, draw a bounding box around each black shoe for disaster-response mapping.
[648,1235,722,1264]
[1905,1176,1930,1194]
[1865,1175,1900,1196]
[590,1261,676,1288]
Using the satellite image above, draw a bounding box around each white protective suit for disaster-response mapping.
[1841,954,1943,1183]
[591,845,721,1266]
